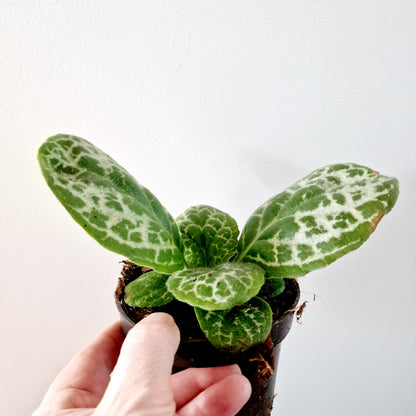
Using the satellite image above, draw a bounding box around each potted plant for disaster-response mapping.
[38,134,399,415]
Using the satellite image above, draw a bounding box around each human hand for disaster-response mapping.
[33,313,251,416]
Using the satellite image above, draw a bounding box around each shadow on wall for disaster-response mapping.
[243,151,304,191]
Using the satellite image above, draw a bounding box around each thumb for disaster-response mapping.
[95,313,180,416]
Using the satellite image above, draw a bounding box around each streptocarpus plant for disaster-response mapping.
[38,134,399,352]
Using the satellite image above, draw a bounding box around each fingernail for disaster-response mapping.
[145,312,177,327]
[228,364,243,374]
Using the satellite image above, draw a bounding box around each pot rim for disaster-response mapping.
[115,278,300,348]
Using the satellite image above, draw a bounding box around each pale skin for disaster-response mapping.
[33,313,252,416]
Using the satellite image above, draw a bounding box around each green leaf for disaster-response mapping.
[124,271,174,307]
[258,277,286,298]
[195,297,273,352]
[236,163,399,277]
[38,134,184,273]
[176,205,239,268]
[167,262,265,310]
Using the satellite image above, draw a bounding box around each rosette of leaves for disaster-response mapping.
[38,134,399,352]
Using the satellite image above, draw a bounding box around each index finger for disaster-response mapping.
[171,365,243,409]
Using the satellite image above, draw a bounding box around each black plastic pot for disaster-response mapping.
[115,277,300,416]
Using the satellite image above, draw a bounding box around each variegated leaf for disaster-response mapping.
[195,297,273,352]
[176,205,239,268]
[167,262,265,310]
[38,134,185,273]
[236,163,399,277]
[124,271,174,307]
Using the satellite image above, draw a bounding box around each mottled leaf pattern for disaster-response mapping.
[124,271,174,307]
[167,262,265,310]
[39,137,399,354]
[195,297,273,352]
[236,163,399,277]
[38,134,184,273]
[176,205,239,268]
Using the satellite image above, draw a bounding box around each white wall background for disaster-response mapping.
[1,1,415,415]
